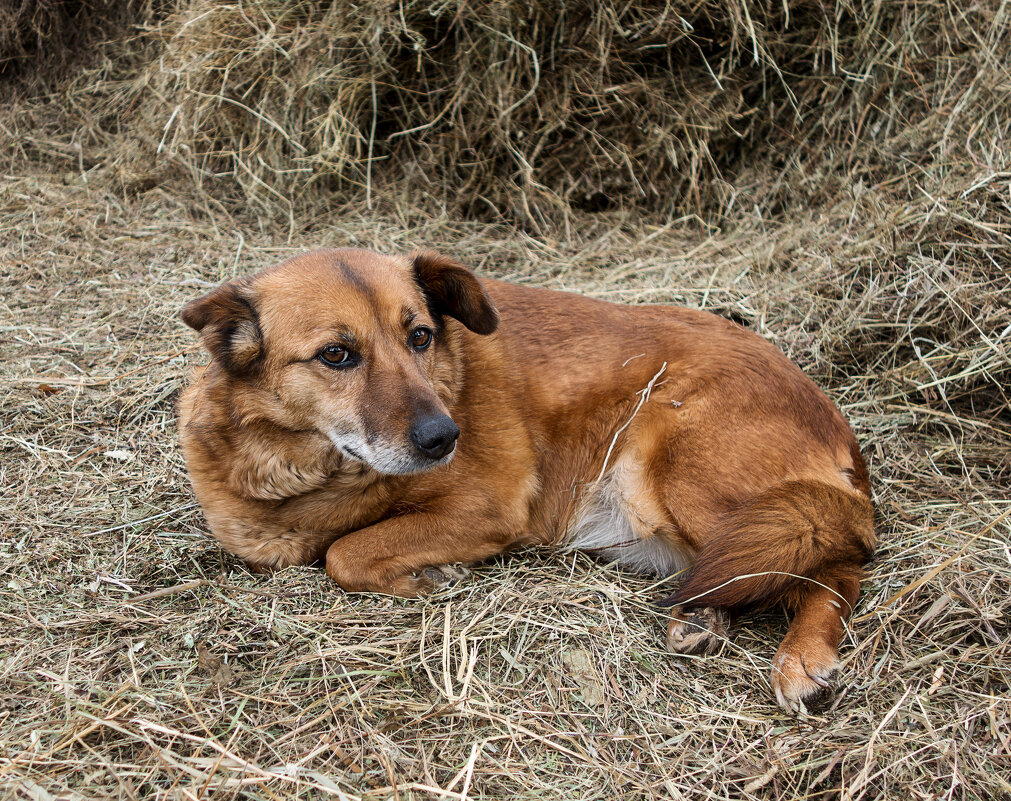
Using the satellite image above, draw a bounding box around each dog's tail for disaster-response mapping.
[659,480,874,611]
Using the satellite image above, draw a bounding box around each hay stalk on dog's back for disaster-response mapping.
[178,247,874,713]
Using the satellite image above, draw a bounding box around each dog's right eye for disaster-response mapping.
[318,344,355,369]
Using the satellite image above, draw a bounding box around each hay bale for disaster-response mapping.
[0,0,144,89]
[117,0,1002,225]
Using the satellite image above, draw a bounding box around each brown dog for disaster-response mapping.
[178,247,874,713]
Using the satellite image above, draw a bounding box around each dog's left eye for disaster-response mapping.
[410,327,433,351]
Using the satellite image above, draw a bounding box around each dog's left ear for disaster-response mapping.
[410,249,499,335]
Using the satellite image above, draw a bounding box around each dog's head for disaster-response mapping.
[182,248,498,475]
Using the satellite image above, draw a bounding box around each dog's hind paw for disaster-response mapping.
[771,641,839,715]
[666,606,728,654]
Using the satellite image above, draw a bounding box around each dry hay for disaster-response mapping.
[2,0,1011,798]
[0,0,145,90]
[36,0,1001,227]
[1,162,1009,798]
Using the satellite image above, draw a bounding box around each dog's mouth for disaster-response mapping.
[383,444,458,475]
[339,443,365,462]
[327,430,456,475]
[326,431,369,465]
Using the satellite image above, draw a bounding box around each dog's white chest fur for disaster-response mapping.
[566,461,693,576]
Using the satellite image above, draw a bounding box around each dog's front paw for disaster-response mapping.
[384,564,471,597]
[326,544,473,598]
[423,564,471,586]
[666,606,728,654]
[771,639,839,714]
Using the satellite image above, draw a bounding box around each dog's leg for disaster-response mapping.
[659,480,873,711]
[772,574,859,714]
[325,513,520,597]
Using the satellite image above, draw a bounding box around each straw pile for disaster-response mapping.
[1,0,1009,798]
[0,0,140,87]
[100,0,1009,226]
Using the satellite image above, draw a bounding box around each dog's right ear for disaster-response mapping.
[181,279,263,375]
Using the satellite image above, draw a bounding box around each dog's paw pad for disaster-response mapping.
[771,647,840,715]
[666,606,728,654]
[422,564,471,586]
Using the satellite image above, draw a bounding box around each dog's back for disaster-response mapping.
[471,279,875,711]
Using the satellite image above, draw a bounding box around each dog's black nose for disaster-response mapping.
[410,414,460,460]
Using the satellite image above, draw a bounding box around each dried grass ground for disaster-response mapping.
[1,3,1010,789]
[2,154,1009,800]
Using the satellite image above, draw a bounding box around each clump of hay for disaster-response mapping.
[119,0,1011,226]
[0,0,146,90]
